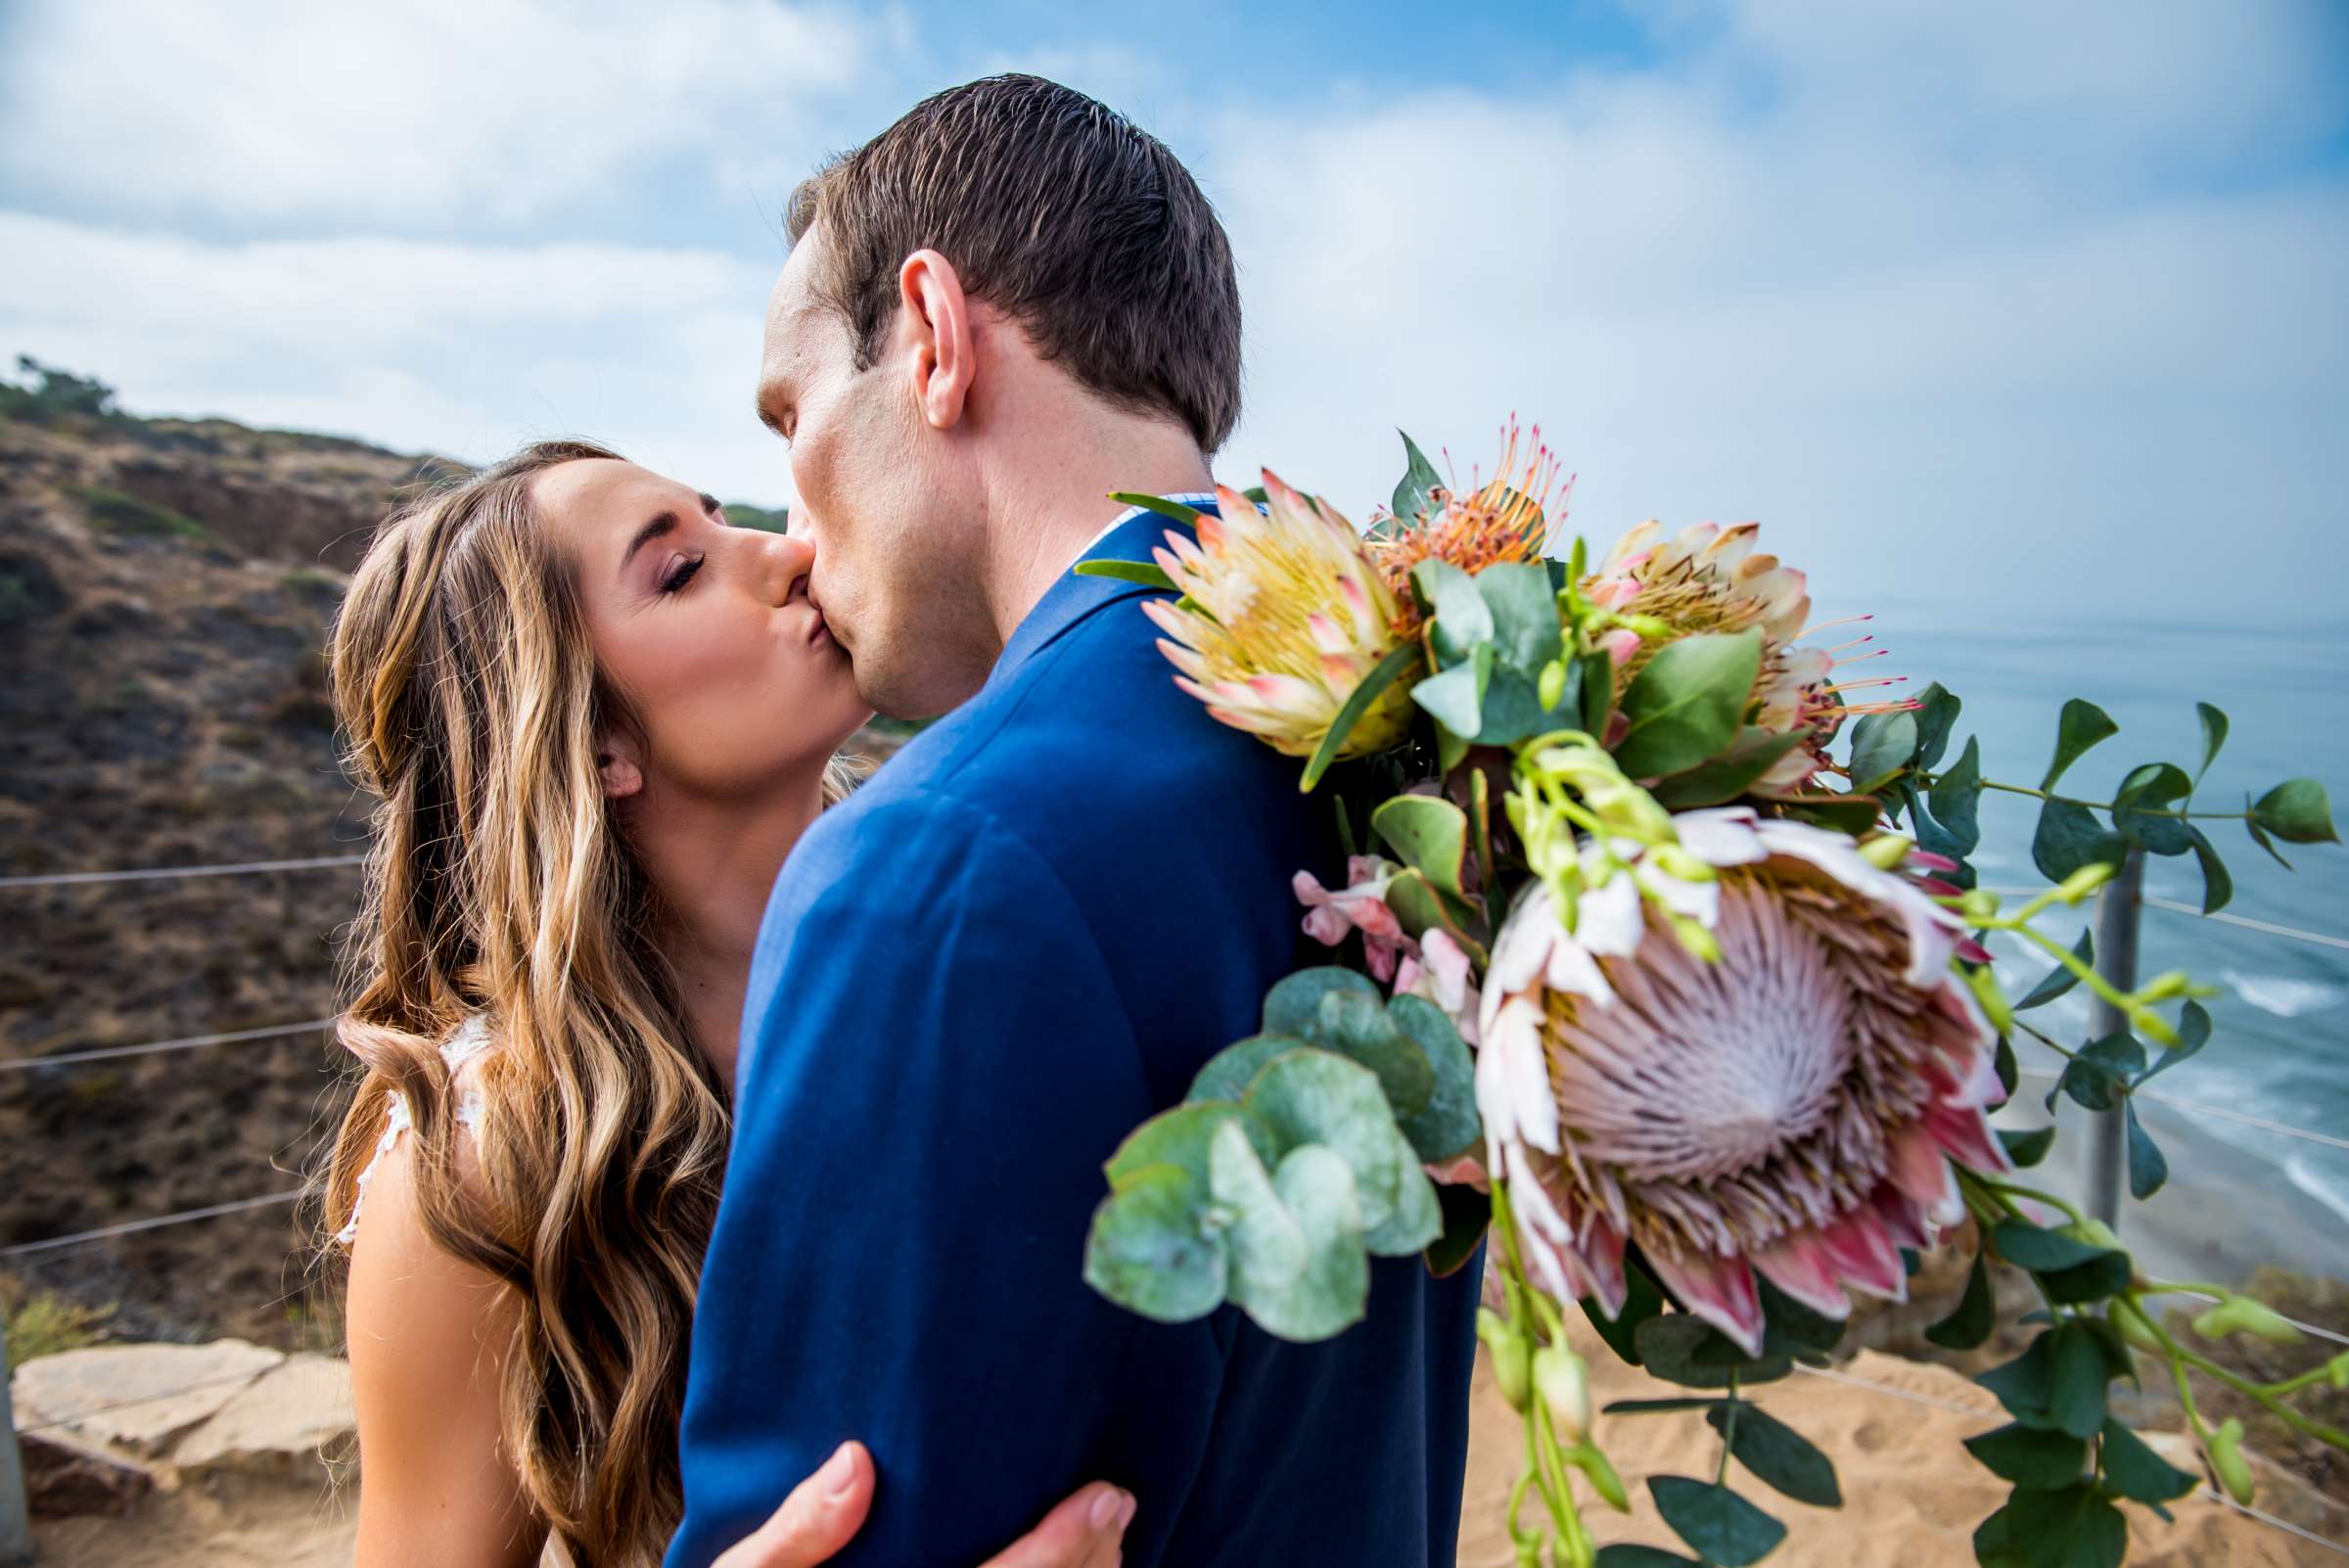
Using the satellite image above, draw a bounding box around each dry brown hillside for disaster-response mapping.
[0,380,874,1353]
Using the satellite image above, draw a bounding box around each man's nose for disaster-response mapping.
[759,530,815,607]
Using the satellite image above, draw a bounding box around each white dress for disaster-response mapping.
[335,1012,495,1246]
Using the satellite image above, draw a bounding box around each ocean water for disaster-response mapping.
[1858,608,2349,1277]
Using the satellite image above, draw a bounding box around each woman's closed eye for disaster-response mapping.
[660,554,706,594]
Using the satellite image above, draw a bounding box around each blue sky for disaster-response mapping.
[2,0,2345,623]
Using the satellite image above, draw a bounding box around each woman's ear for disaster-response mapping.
[897,249,973,431]
[596,733,645,801]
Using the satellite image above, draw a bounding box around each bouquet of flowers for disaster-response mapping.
[1077,425,2345,1568]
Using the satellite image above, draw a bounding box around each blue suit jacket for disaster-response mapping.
[668,509,1480,1568]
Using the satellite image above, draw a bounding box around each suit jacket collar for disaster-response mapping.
[991,497,1219,687]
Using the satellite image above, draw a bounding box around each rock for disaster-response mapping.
[172,1353,353,1481]
[20,1431,154,1518]
[11,1340,282,1457]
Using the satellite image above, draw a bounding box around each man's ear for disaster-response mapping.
[596,733,645,801]
[897,249,973,431]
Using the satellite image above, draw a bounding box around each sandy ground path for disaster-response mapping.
[31,1330,2341,1567]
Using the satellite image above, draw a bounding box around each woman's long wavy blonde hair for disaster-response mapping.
[319,439,806,1565]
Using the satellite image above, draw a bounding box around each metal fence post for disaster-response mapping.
[0,1327,34,1566]
[2082,847,2145,1230]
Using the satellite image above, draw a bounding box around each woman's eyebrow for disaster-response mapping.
[621,512,679,571]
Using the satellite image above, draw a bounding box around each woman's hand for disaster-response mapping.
[713,1441,1135,1568]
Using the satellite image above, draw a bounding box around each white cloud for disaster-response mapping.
[0,212,792,496]
[1209,0,2349,621]
[0,0,869,230]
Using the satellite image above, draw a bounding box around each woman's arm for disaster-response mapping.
[345,1138,544,1568]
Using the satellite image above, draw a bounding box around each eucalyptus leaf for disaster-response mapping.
[1413,559,1494,667]
[1978,1332,2057,1427]
[2039,1251,2134,1306]
[2251,778,2340,844]
[1848,707,1921,794]
[2032,798,2123,883]
[2014,929,2094,1011]
[1372,795,1472,903]
[2048,1323,2123,1436]
[1757,1276,1846,1356]
[1912,682,1963,771]
[1186,1035,1305,1106]
[1612,628,1764,779]
[1105,1101,1240,1190]
[1239,1048,1439,1255]
[2244,807,2293,869]
[1592,1549,1702,1568]
[2187,825,2234,915]
[2125,1100,2169,1201]
[1583,1260,1667,1366]
[2042,699,2119,791]
[2098,1416,2197,1503]
[1262,967,1379,1038]
[1224,1142,1372,1341]
[1991,1222,2114,1274]
[1961,1422,2087,1490]
[1385,870,1477,948]
[1082,1163,1228,1323]
[2111,761,2194,855]
[1925,1253,1996,1351]
[1411,662,1486,739]
[1649,1476,1787,1568]
[1707,1402,1843,1506]
[1984,1482,2127,1568]
[1650,727,1805,809]
[1475,562,1564,673]
[1928,734,1985,853]
[1313,991,1436,1117]
[1999,1125,2056,1168]
[1634,1314,1790,1388]
[1475,664,1575,746]
[1208,1118,1310,1291]
[1388,993,1484,1163]
[2193,701,2230,783]
[1391,430,1442,524]
[1423,1181,1489,1278]
[2137,1000,2210,1084]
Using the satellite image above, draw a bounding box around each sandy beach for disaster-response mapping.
[29,1320,2343,1568]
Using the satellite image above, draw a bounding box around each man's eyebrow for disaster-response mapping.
[621,511,679,570]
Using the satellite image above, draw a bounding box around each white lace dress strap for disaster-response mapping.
[336,1013,494,1246]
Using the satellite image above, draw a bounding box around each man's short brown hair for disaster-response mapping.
[786,74,1242,452]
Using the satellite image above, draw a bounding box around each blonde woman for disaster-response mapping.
[321,441,1132,1568]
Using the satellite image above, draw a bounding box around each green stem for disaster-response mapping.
[1928,775,2251,821]
[2135,1302,2349,1450]
[1979,1176,2087,1227]
[1716,1377,1741,1486]
[2011,1018,2079,1061]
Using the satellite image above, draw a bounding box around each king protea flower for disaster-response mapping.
[1145,473,1415,759]
[1477,807,2008,1356]
[1583,522,1882,793]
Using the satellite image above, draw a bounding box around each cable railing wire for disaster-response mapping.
[2010,1065,2349,1155]
[0,1018,336,1074]
[0,853,364,890]
[0,1191,304,1261]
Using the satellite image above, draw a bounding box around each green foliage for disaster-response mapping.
[1927,1253,1998,1350]
[1,354,120,422]
[1650,1474,1787,1566]
[1089,973,1486,1337]
[1302,641,1423,792]
[1390,430,1443,526]
[720,500,791,533]
[71,484,210,542]
[1610,628,1763,778]
[6,1291,111,1363]
[1707,1401,1843,1505]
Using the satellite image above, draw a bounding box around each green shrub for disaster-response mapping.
[70,484,210,541]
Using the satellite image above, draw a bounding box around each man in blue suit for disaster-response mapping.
[669,75,1479,1568]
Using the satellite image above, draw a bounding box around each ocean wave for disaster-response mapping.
[2221,970,2345,1020]
[2284,1154,2349,1233]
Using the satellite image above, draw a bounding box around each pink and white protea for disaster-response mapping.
[1582,522,1859,793]
[1478,807,2009,1356]
[1295,854,1415,982]
[1145,473,1415,761]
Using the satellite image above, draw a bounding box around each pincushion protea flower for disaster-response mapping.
[1583,522,1895,793]
[1144,474,1415,760]
[1370,421,1565,634]
[1477,807,2008,1356]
